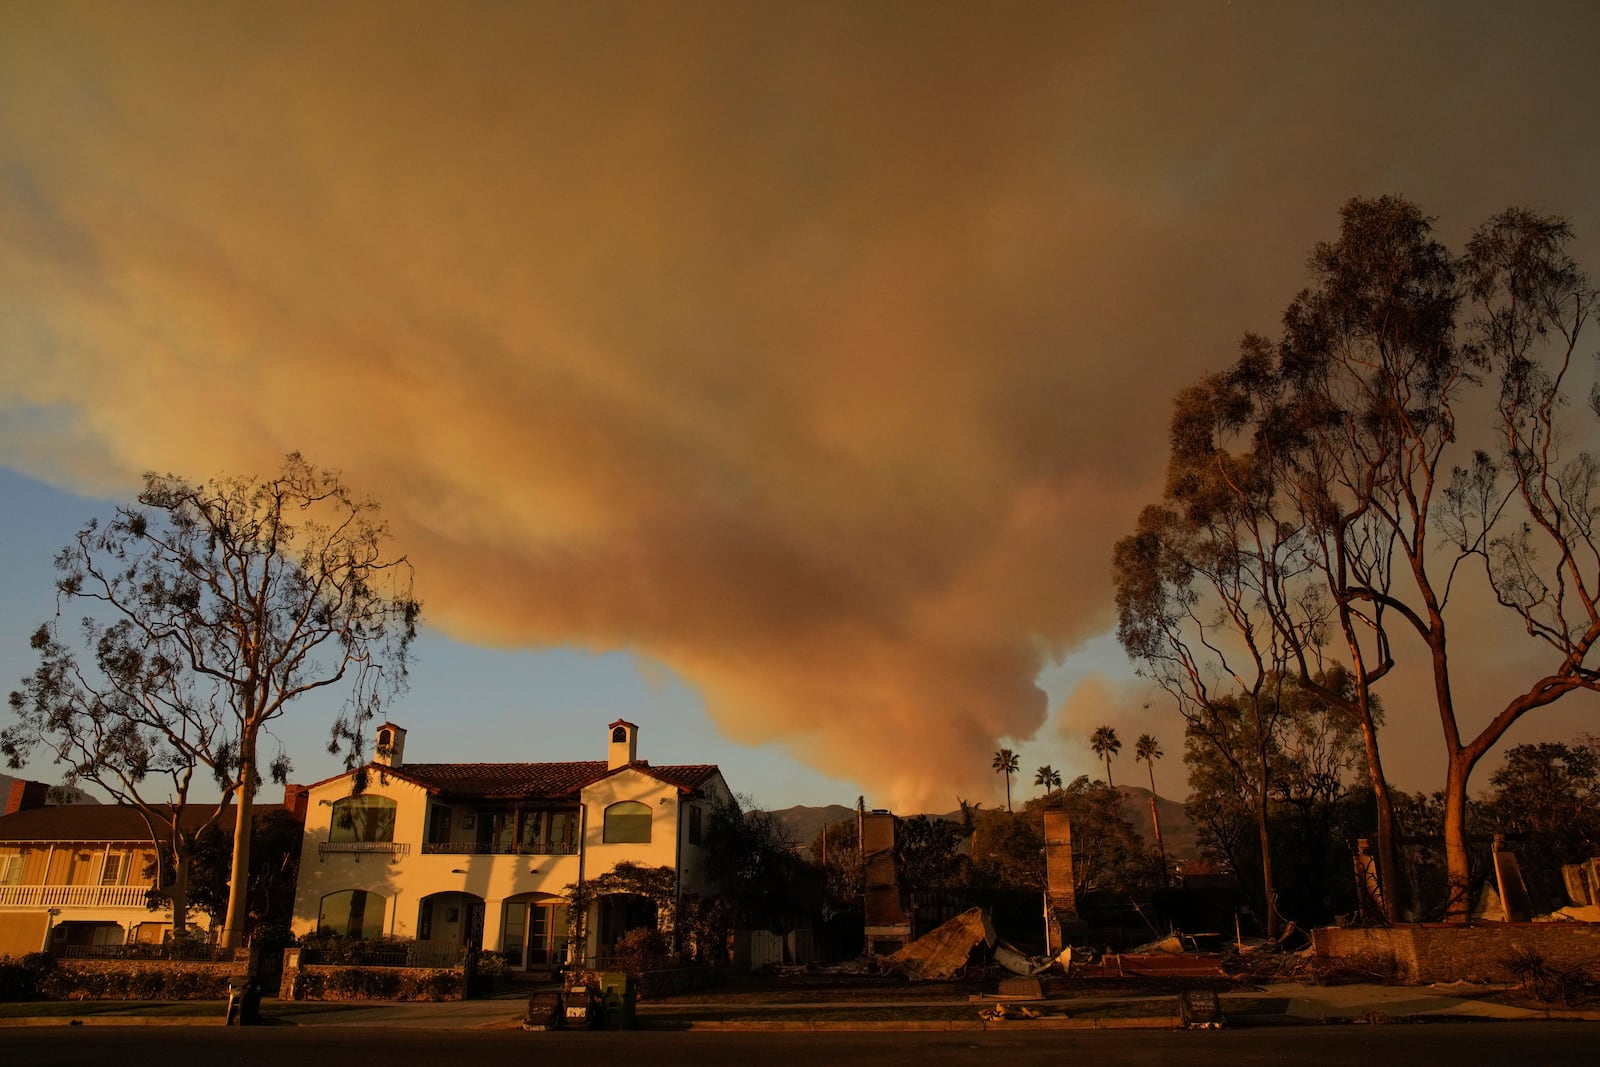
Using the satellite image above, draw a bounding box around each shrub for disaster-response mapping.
[37,962,232,1000]
[300,965,462,1002]
[407,970,463,1001]
[296,935,450,967]
[1303,948,1400,986]
[1500,946,1594,1007]
[0,953,56,1001]
[472,950,509,979]
[323,966,401,999]
[468,950,507,996]
[613,927,669,975]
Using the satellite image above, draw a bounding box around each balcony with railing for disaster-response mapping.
[317,841,412,858]
[0,884,151,909]
[419,840,579,856]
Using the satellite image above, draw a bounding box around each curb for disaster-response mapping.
[643,1015,1185,1032]
[0,1017,228,1027]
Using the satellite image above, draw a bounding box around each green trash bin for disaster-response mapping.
[598,972,637,1030]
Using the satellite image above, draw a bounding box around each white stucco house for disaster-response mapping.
[288,719,733,970]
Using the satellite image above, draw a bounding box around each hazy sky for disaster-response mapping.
[3,1,1599,811]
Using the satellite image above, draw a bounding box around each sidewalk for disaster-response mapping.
[3,980,1596,1030]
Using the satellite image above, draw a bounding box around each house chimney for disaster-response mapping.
[282,784,310,822]
[607,720,639,770]
[374,723,407,768]
[5,779,50,815]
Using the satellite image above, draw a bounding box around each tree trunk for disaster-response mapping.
[1443,752,1474,922]
[1354,707,1400,921]
[1256,790,1279,939]
[169,846,190,941]
[1145,765,1167,886]
[222,747,255,948]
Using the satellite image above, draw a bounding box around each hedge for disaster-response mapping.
[290,965,463,1001]
[0,953,55,1001]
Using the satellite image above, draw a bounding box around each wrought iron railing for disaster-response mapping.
[60,942,242,962]
[0,884,151,909]
[318,841,412,857]
[419,841,579,856]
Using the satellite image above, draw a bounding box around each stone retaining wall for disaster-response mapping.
[1311,922,1600,983]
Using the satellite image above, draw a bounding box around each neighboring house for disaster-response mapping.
[289,719,733,970]
[0,778,302,956]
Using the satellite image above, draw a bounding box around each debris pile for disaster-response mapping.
[885,906,996,980]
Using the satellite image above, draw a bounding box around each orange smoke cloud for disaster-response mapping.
[3,4,1599,807]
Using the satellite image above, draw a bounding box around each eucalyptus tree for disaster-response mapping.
[1121,196,1600,920]
[5,623,234,936]
[5,454,419,946]
[1275,200,1599,917]
[1113,353,1321,936]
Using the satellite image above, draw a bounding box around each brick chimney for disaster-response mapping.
[282,784,310,822]
[5,779,50,815]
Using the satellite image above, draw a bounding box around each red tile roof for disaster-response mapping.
[389,761,609,799]
[369,761,722,800]
[616,764,722,792]
[0,803,290,844]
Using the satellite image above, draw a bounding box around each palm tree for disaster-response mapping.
[1135,733,1168,884]
[1090,726,1121,788]
[992,748,1020,812]
[1034,765,1062,794]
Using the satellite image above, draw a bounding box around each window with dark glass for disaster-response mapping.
[428,804,453,845]
[688,805,702,846]
[602,801,652,843]
[329,795,398,843]
[318,889,387,939]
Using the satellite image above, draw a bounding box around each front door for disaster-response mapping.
[501,900,570,968]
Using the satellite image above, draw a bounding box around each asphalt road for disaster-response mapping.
[2,1023,1594,1066]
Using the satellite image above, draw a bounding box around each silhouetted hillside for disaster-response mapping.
[1116,785,1200,861]
[768,803,855,854]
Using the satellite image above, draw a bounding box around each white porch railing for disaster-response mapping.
[0,884,151,909]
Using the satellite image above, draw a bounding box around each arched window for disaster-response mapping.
[603,801,652,843]
[611,726,628,743]
[318,889,387,939]
[329,795,397,843]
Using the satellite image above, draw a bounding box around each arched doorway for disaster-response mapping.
[596,892,658,955]
[417,891,485,951]
[500,893,570,970]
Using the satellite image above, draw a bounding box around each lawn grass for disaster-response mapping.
[0,999,385,1019]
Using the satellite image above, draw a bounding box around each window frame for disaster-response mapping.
[602,800,653,844]
[318,888,388,940]
[329,795,399,843]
